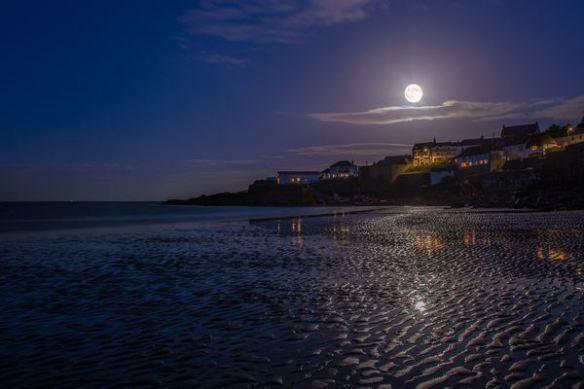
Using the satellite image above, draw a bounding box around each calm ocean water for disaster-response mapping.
[0,202,370,233]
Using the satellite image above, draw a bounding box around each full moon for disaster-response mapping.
[404,84,423,103]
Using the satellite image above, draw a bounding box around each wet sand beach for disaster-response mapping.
[1,206,584,387]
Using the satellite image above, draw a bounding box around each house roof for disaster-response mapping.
[277,171,320,175]
[460,137,505,149]
[412,141,457,150]
[501,123,540,138]
[413,138,505,151]
[456,146,490,158]
[459,137,486,146]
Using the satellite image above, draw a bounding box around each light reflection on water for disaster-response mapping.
[273,216,579,273]
[271,214,352,244]
[458,228,575,262]
[414,233,444,255]
[274,218,305,247]
[536,247,572,261]
[463,229,476,246]
[291,218,303,247]
[291,218,302,234]
[414,299,427,313]
[331,214,351,242]
[462,228,494,247]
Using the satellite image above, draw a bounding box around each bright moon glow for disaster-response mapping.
[405,84,423,103]
[415,300,426,312]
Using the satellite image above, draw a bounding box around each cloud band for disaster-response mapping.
[310,96,584,125]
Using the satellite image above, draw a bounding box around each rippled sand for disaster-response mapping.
[1,207,584,387]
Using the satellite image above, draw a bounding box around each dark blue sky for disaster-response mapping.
[2,0,583,200]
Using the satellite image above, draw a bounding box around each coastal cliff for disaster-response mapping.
[165,165,584,210]
[167,141,584,210]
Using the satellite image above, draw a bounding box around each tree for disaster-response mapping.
[546,124,565,138]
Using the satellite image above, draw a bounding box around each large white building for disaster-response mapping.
[412,140,462,167]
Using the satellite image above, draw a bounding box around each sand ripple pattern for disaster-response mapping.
[1,208,584,387]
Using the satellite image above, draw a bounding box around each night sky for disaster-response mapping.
[2,0,583,201]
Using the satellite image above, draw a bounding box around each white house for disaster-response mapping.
[277,171,320,185]
[524,133,558,157]
[550,126,584,148]
[321,161,359,180]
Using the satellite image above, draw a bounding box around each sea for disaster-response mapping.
[0,202,368,233]
[1,202,583,387]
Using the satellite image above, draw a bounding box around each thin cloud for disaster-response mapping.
[180,0,384,44]
[200,51,249,66]
[287,142,412,157]
[189,158,259,167]
[0,163,134,173]
[310,97,584,125]
[531,96,584,121]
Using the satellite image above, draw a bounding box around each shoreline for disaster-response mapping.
[247,206,395,222]
[164,200,579,212]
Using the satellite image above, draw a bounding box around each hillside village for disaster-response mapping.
[169,117,584,209]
